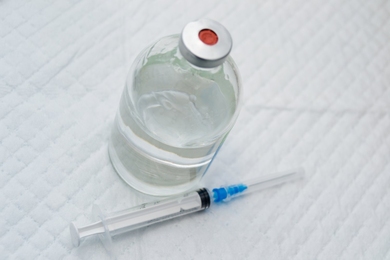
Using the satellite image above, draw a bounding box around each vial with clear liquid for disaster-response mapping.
[109,19,242,196]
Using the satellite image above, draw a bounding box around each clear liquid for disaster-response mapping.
[109,42,238,196]
[138,87,229,146]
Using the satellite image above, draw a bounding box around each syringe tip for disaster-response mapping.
[212,184,247,202]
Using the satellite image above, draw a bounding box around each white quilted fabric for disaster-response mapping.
[1,0,390,259]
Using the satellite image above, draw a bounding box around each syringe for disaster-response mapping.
[70,168,304,249]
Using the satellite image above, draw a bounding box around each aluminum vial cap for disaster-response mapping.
[179,18,233,68]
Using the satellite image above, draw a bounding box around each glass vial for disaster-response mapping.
[109,18,242,195]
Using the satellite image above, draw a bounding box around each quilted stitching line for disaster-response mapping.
[0,29,124,179]
[323,8,390,114]
[343,161,390,259]
[5,128,111,258]
[0,3,105,120]
[237,1,314,84]
[247,111,368,256]
[1,0,390,258]
[241,0,332,94]
[308,113,388,259]
[0,0,126,124]
[232,109,336,251]
[261,2,352,110]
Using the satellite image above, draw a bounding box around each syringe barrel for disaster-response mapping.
[100,188,211,238]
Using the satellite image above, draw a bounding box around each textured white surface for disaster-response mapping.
[1,0,390,259]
